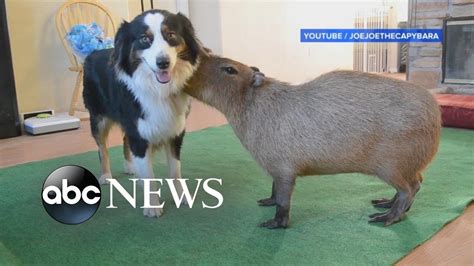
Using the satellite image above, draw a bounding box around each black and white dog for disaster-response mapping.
[83,10,204,217]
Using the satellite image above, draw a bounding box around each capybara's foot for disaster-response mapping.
[259,217,289,229]
[372,197,395,209]
[368,211,405,226]
[369,192,413,226]
[372,192,398,208]
[257,197,276,206]
[371,198,393,208]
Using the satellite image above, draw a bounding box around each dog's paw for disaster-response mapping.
[143,207,163,218]
[181,197,188,205]
[175,197,188,207]
[143,195,163,217]
[99,173,113,185]
[123,161,134,175]
[170,181,189,206]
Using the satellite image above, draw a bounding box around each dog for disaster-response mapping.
[83,9,204,218]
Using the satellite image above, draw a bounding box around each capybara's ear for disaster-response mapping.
[250,66,260,72]
[252,72,265,87]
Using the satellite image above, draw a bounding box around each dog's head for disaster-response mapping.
[113,10,202,91]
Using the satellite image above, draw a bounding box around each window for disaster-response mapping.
[443,17,474,85]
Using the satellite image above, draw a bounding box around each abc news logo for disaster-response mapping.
[41,165,223,225]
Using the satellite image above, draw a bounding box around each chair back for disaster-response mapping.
[56,0,116,68]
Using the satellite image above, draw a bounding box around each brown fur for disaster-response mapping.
[185,55,441,228]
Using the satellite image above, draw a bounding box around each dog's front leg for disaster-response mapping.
[122,134,134,175]
[130,138,163,218]
[165,130,187,205]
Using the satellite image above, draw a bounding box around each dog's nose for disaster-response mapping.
[156,57,170,70]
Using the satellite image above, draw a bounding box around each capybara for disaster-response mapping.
[184,55,441,229]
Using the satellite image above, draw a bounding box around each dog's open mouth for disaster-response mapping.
[156,70,171,84]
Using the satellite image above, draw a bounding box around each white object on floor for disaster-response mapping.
[24,113,80,135]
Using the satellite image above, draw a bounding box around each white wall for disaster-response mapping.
[190,0,408,84]
[219,1,357,84]
[6,0,408,113]
[6,0,129,114]
[188,0,223,54]
[190,0,358,84]
[128,0,180,18]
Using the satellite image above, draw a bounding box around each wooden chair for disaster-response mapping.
[55,0,116,117]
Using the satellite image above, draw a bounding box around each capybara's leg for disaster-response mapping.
[404,174,422,212]
[257,181,276,206]
[371,192,399,209]
[260,177,296,229]
[369,173,421,226]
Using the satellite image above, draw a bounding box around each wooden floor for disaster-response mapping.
[0,100,472,265]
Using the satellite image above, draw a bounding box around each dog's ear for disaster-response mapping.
[203,47,213,55]
[177,12,203,64]
[112,20,133,75]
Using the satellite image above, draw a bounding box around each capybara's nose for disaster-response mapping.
[157,56,170,70]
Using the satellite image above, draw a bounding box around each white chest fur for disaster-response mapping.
[136,91,189,143]
[117,63,191,144]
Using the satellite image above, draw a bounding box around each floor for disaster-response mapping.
[0,100,472,265]
[0,100,227,167]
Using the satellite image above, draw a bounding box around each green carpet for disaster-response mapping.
[0,126,472,265]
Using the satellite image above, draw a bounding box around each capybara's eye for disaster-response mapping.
[222,66,238,75]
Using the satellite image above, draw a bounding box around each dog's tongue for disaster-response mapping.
[156,71,171,84]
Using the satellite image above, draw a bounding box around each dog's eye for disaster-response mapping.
[222,66,238,75]
[140,35,150,43]
[167,32,176,39]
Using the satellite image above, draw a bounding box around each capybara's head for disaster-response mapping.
[184,55,265,106]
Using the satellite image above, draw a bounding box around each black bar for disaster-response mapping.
[0,0,21,139]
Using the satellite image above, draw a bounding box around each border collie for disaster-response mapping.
[83,10,204,218]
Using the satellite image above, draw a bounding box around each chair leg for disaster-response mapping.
[69,70,84,117]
